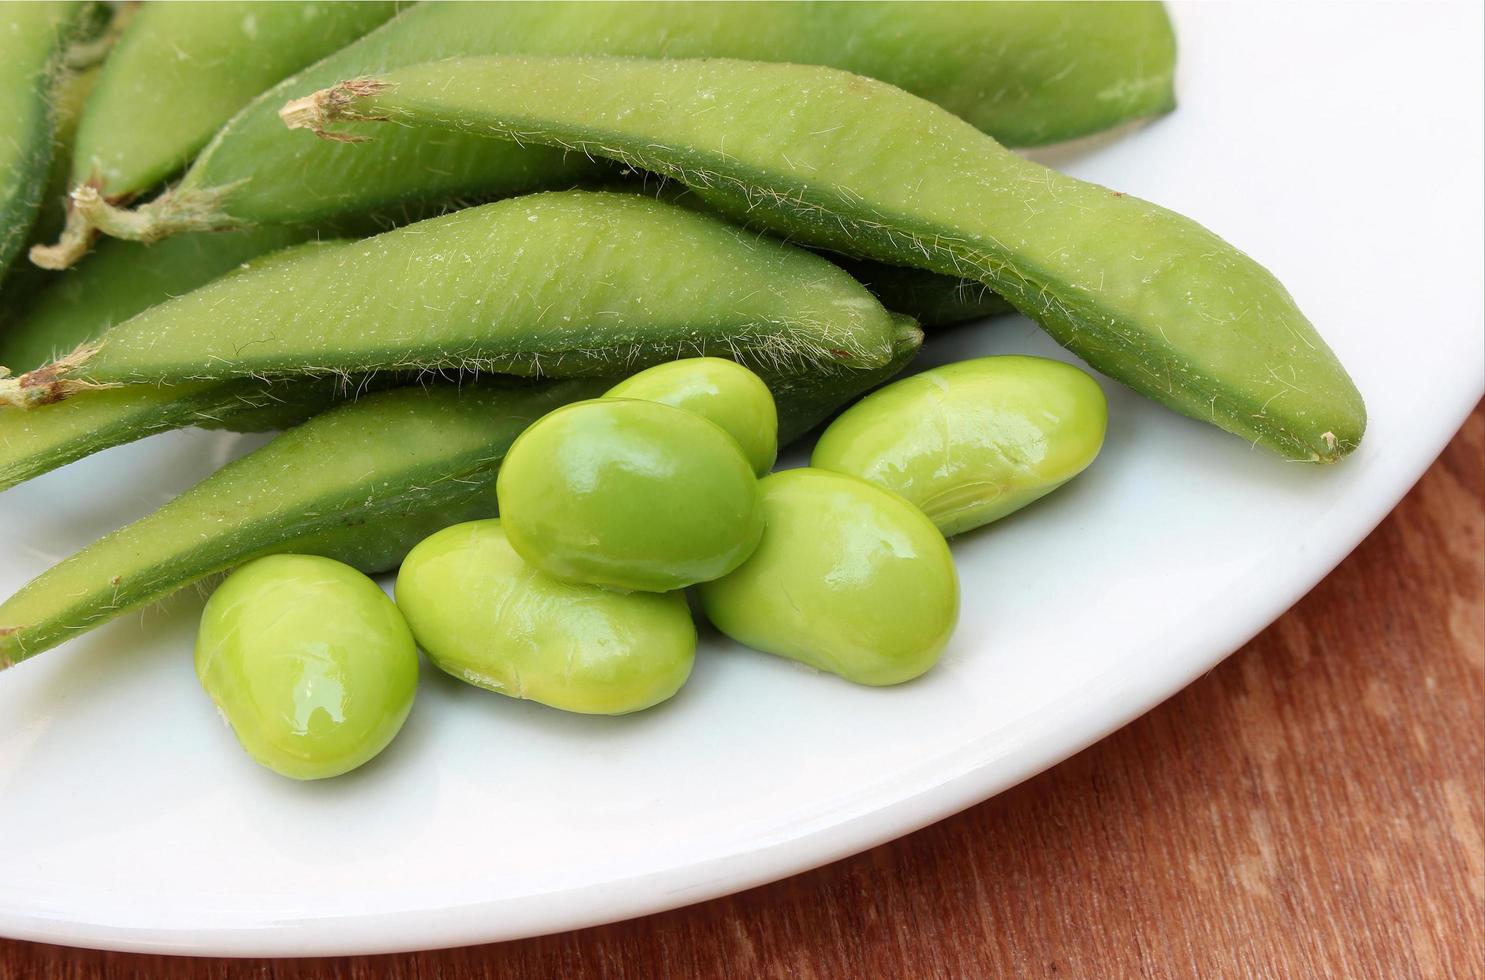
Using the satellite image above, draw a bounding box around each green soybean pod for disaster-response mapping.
[197,554,418,780]
[0,192,902,404]
[0,60,98,317]
[2,229,313,372]
[290,57,1364,464]
[0,347,909,666]
[497,399,764,593]
[70,1,1175,246]
[396,520,696,715]
[0,2,101,280]
[813,356,1108,536]
[0,288,915,498]
[0,380,604,668]
[605,358,778,476]
[31,1,397,268]
[698,468,959,687]
[0,229,334,492]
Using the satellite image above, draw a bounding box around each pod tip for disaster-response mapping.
[0,344,104,410]
[29,197,100,270]
[279,77,393,142]
[72,184,240,244]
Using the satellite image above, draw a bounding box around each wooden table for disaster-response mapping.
[6,406,1481,979]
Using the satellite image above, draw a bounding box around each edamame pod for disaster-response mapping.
[0,61,99,315]
[0,229,327,492]
[2,229,313,372]
[30,1,398,269]
[813,356,1109,535]
[0,381,604,668]
[0,261,917,495]
[289,57,1364,463]
[0,192,903,402]
[0,2,102,281]
[70,1,1176,248]
[0,341,916,665]
[0,382,340,493]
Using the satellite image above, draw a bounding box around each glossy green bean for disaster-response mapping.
[396,520,696,715]
[291,56,1364,462]
[72,1,1175,246]
[605,358,778,476]
[813,356,1108,535]
[196,554,418,780]
[497,398,764,592]
[698,468,959,686]
[0,192,903,403]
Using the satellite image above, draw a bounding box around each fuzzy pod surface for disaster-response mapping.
[0,2,103,281]
[73,1,1176,243]
[0,211,918,493]
[0,334,923,667]
[31,0,397,268]
[0,229,324,492]
[286,57,1365,462]
[0,381,602,667]
[0,60,98,315]
[1,192,904,401]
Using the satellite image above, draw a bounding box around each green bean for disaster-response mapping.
[396,520,696,715]
[196,554,418,780]
[288,57,1364,463]
[698,468,959,686]
[605,358,778,476]
[497,398,764,592]
[0,192,903,403]
[70,1,1175,247]
[0,2,102,281]
[813,356,1109,535]
[31,1,397,269]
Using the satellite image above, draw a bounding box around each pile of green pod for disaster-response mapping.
[0,2,1366,780]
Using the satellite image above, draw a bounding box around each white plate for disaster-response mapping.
[1,2,1480,957]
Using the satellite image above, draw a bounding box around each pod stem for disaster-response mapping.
[69,183,243,244]
[279,78,394,142]
[28,196,101,270]
[0,345,109,409]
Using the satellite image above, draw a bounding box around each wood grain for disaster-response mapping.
[5,405,1481,980]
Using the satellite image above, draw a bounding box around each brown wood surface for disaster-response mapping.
[4,406,1482,980]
